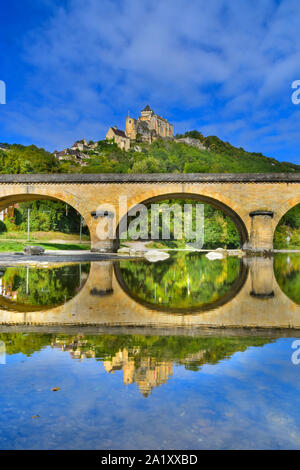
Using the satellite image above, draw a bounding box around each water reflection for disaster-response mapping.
[115,252,247,312]
[0,263,90,311]
[0,332,274,397]
[1,331,300,449]
[274,253,300,304]
[1,253,300,323]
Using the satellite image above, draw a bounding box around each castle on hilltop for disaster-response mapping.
[106,105,174,151]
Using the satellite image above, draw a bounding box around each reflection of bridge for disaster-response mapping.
[1,257,300,332]
[1,173,300,251]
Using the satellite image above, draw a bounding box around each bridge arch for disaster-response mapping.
[273,197,300,250]
[0,190,92,240]
[273,195,300,226]
[115,192,249,249]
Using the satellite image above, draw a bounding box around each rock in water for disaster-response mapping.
[24,246,45,255]
[144,250,170,263]
[205,251,224,260]
[117,247,130,254]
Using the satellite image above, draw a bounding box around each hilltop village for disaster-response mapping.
[54,105,205,163]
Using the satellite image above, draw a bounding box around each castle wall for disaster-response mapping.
[137,109,174,140]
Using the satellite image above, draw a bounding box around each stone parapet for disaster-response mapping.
[0,173,300,184]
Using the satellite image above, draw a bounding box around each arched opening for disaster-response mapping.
[274,203,300,250]
[0,194,91,252]
[273,204,300,304]
[115,192,248,250]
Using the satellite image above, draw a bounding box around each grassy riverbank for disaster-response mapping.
[0,231,91,251]
[0,231,90,242]
[0,241,91,252]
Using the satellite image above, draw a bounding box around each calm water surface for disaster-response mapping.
[0,263,90,311]
[0,253,299,449]
[116,252,245,311]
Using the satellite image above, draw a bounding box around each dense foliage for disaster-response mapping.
[2,129,297,175]
[1,200,89,235]
[60,135,300,174]
[0,144,59,174]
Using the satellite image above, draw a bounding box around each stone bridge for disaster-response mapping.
[1,173,300,251]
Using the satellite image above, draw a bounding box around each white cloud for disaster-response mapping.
[2,0,300,156]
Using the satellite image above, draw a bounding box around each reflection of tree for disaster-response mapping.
[274,254,300,304]
[118,253,241,309]
[0,263,90,309]
[0,332,274,395]
[0,333,52,356]
[274,205,300,249]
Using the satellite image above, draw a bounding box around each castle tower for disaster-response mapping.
[125,116,137,140]
[140,104,154,121]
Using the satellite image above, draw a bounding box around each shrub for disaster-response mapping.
[0,220,7,233]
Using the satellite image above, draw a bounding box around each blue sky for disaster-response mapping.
[1,0,300,162]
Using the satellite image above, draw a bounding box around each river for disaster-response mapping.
[0,252,299,449]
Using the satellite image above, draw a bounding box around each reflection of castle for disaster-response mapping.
[51,338,96,360]
[51,338,211,397]
[103,348,173,397]
[52,338,173,396]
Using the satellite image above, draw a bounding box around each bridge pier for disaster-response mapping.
[90,238,114,252]
[90,210,115,252]
[248,210,274,252]
[89,261,113,296]
[246,257,275,298]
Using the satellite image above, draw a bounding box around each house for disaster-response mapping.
[105,126,131,151]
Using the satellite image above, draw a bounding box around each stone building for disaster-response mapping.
[105,126,131,151]
[71,139,89,152]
